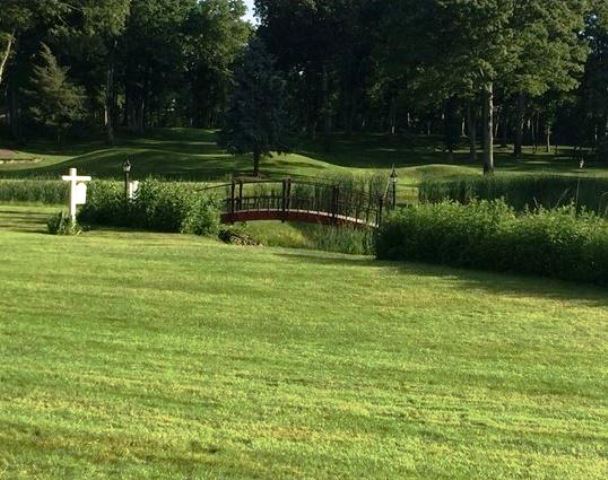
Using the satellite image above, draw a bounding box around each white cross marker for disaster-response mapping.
[61,168,92,222]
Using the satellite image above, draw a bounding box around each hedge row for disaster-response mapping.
[419,175,608,216]
[78,180,220,235]
[376,200,608,284]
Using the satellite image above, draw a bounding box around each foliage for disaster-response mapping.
[78,179,219,235]
[77,180,128,226]
[0,179,68,203]
[236,220,374,255]
[25,43,85,143]
[0,0,606,177]
[419,175,608,216]
[183,0,251,128]
[182,197,221,236]
[298,223,374,255]
[47,210,81,235]
[219,37,289,176]
[376,200,608,284]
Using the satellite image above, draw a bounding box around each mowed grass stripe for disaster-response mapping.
[0,206,607,478]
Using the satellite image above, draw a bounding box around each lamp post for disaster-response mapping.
[390,165,398,210]
[123,159,132,200]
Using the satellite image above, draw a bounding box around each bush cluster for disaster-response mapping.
[0,179,68,204]
[376,200,608,284]
[78,179,219,236]
[47,211,81,235]
[419,175,608,216]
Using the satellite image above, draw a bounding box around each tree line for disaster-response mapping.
[1,0,607,174]
[254,0,608,173]
[0,0,250,144]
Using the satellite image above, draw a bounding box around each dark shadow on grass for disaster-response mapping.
[275,251,608,306]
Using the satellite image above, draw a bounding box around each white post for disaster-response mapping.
[68,168,77,222]
[62,168,92,222]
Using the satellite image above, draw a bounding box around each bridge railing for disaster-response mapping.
[204,178,388,227]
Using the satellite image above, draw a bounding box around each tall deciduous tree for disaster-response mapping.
[388,0,514,173]
[183,0,250,128]
[220,38,288,176]
[508,0,589,157]
[57,0,131,145]
[0,0,34,87]
[83,0,131,145]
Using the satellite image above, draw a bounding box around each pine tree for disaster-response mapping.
[220,37,288,177]
[27,43,84,144]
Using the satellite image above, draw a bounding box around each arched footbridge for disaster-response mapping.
[204,178,397,229]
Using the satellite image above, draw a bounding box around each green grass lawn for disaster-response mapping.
[1,204,607,479]
[1,129,605,193]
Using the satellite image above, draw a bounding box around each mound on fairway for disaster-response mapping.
[1,129,601,187]
[0,205,607,479]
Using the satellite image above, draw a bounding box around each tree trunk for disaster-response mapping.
[444,97,457,161]
[104,42,116,145]
[467,102,477,163]
[531,114,538,153]
[252,149,261,177]
[321,65,331,151]
[501,107,508,149]
[494,107,501,139]
[8,76,20,139]
[482,82,494,175]
[389,94,397,136]
[0,31,14,87]
[545,117,551,153]
[514,92,525,158]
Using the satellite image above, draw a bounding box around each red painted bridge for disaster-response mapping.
[205,178,395,229]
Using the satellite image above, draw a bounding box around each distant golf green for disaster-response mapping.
[1,205,607,479]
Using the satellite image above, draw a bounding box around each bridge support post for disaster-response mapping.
[238,180,244,211]
[377,196,384,227]
[281,179,287,222]
[331,185,340,225]
[230,180,236,221]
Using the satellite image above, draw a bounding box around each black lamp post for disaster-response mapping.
[123,159,132,199]
[390,165,398,210]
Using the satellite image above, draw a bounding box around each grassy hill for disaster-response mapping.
[1,129,603,188]
[1,205,607,479]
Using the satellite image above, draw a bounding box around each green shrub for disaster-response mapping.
[419,175,608,216]
[78,181,127,226]
[47,211,81,235]
[78,179,219,236]
[182,197,220,236]
[376,200,608,284]
[134,179,190,232]
[0,179,68,204]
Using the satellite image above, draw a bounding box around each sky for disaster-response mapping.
[244,0,256,22]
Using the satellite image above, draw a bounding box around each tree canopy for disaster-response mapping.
[1,0,607,172]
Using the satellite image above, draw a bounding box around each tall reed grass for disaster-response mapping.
[419,175,608,216]
[0,179,68,204]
